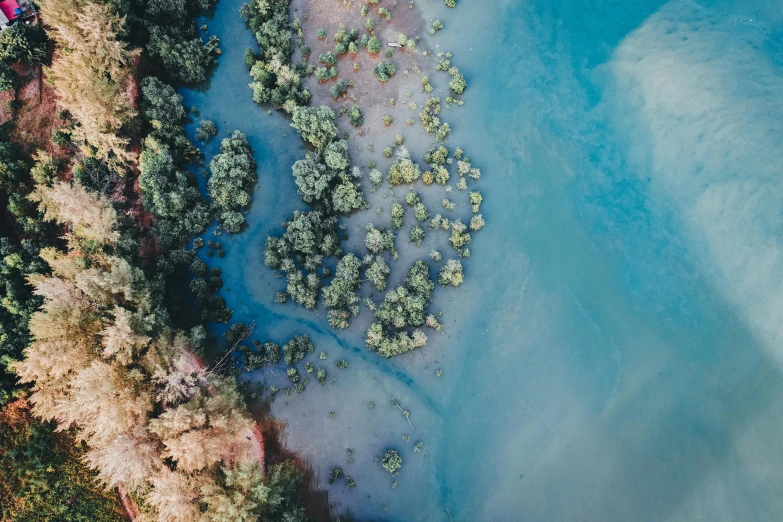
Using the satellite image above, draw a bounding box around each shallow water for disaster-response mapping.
[181,0,783,520]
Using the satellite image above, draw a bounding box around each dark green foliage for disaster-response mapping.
[0,62,18,92]
[364,224,396,257]
[0,403,126,521]
[264,210,340,308]
[283,334,314,365]
[0,239,46,405]
[366,256,390,291]
[147,26,220,85]
[139,137,210,246]
[372,61,396,82]
[291,106,338,150]
[335,360,349,369]
[242,0,311,112]
[0,23,47,64]
[208,131,257,233]
[195,119,217,142]
[329,79,348,99]
[366,261,433,357]
[381,449,402,473]
[348,105,364,126]
[328,467,344,484]
[318,52,337,66]
[449,67,467,94]
[322,253,362,329]
[259,461,308,522]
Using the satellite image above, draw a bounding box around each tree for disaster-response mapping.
[147,27,219,85]
[291,106,338,150]
[42,0,136,167]
[208,131,257,233]
[195,119,217,142]
[382,449,402,473]
[438,259,464,287]
[322,254,362,329]
[0,23,47,63]
[29,181,120,244]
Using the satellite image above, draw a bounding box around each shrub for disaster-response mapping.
[283,335,315,365]
[366,256,391,291]
[382,450,402,473]
[322,254,362,329]
[348,106,364,126]
[409,225,425,246]
[445,0,457,6]
[470,214,485,231]
[383,147,393,158]
[0,23,46,64]
[449,68,467,94]
[372,61,396,82]
[413,203,429,222]
[429,250,441,262]
[366,35,381,54]
[330,79,348,98]
[317,28,327,38]
[379,7,391,20]
[449,220,471,249]
[364,224,397,256]
[291,106,338,150]
[385,48,394,58]
[391,202,404,229]
[0,62,18,92]
[383,115,393,126]
[195,119,217,142]
[469,191,483,212]
[438,259,463,287]
[319,52,337,66]
[387,152,421,185]
[369,168,383,187]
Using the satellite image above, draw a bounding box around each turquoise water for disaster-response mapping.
[182,0,783,520]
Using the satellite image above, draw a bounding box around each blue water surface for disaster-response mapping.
[181,0,783,520]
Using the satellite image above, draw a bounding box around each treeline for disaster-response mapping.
[16,181,303,521]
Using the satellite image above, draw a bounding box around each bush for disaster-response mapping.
[291,106,338,150]
[195,119,217,141]
[0,62,18,92]
[366,256,390,291]
[409,225,425,246]
[470,214,485,231]
[445,0,457,6]
[348,106,364,126]
[364,224,396,256]
[322,254,362,329]
[330,79,348,98]
[438,259,463,287]
[382,449,402,473]
[283,335,315,365]
[388,155,421,185]
[369,168,383,187]
[391,202,404,229]
[366,35,381,54]
[317,28,327,38]
[319,52,337,66]
[449,68,467,94]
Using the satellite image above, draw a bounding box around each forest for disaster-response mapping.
[0,0,307,520]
